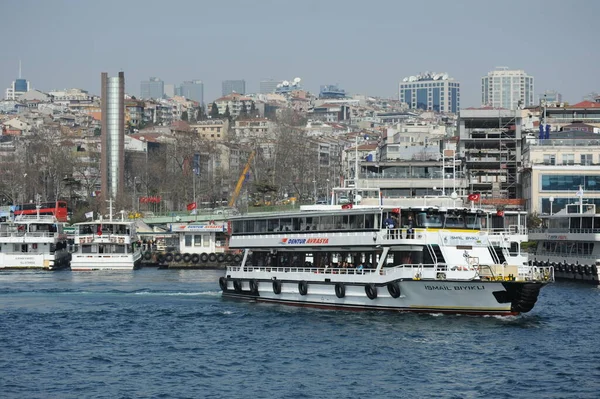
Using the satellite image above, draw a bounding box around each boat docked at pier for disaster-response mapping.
[529,200,600,285]
[220,194,553,315]
[0,214,70,270]
[70,208,142,271]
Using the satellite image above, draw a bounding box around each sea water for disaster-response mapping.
[0,268,599,399]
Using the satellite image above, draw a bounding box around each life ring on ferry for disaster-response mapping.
[233,280,242,293]
[298,280,308,296]
[200,253,209,263]
[217,254,225,263]
[272,280,282,294]
[143,252,152,261]
[191,254,200,264]
[365,284,378,300]
[219,277,228,291]
[249,279,259,295]
[208,253,218,262]
[165,253,174,263]
[334,283,345,298]
[225,254,233,263]
[233,254,242,263]
[182,253,192,263]
[387,282,401,298]
[174,253,183,263]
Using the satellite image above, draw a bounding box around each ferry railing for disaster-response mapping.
[529,228,600,234]
[232,265,380,276]
[0,231,63,238]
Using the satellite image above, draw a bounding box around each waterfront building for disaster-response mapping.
[481,67,534,110]
[259,79,279,94]
[399,72,459,114]
[100,72,125,203]
[521,130,600,214]
[222,80,246,96]
[180,80,204,105]
[140,77,164,99]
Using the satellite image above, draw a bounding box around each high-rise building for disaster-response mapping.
[164,84,175,98]
[398,72,460,113]
[222,80,246,96]
[140,77,164,99]
[180,80,204,105]
[481,67,534,109]
[100,72,125,203]
[5,61,30,100]
[259,79,279,94]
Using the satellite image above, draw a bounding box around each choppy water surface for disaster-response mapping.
[0,268,599,399]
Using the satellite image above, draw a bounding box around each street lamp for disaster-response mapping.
[549,197,554,215]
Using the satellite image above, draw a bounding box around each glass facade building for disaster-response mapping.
[222,80,246,96]
[481,67,534,109]
[140,77,164,99]
[180,80,204,105]
[399,73,460,114]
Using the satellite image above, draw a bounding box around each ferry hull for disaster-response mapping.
[70,252,142,271]
[0,252,70,271]
[220,277,544,316]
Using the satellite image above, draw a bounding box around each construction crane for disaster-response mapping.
[229,150,255,208]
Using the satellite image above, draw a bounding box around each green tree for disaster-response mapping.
[237,102,247,119]
[250,101,257,117]
[210,103,219,118]
[224,105,231,119]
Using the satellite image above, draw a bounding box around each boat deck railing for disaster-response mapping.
[0,231,64,238]
[529,228,600,234]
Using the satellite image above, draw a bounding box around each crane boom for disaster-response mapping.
[229,150,255,208]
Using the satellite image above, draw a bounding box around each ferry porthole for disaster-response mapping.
[219,277,228,291]
[365,284,377,300]
[298,280,308,295]
[335,283,345,298]
[387,282,401,298]
[233,280,242,293]
[272,280,282,294]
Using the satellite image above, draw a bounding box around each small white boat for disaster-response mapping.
[0,214,70,270]
[70,208,142,271]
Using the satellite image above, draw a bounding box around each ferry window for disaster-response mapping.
[320,215,334,230]
[184,235,192,247]
[280,218,292,232]
[194,235,202,246]
[232,221,243,233]
[243,220,254,233]
[348,214,362,229]
[333,215,344,229]
[304,217,315,231]
[114,245,125,254]
[267,219,279,232]
[466,215,481,229]
[256,219,267,233]
[582,217,593,229]
[292,218,301,231]
[417,212,442,227]
[444,215,465,228]
[203,235,210,247]
[364,214,375,229]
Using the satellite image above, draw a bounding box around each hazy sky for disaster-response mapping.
[1,0,598,106]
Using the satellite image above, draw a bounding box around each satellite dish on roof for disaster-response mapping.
[433,74,441,80]
[276,83,282,88]
[282,80,289,86]
[409,76,417,82]
[293,77,301,84]
[402,77,408,82]
[442,74,449,80]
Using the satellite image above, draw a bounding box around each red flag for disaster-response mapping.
[187,202,197,211]
[341,203,353,209]
[496,210,505,217]
[392,208,400,214]
[468,193,480,202]
[97,224,102,236]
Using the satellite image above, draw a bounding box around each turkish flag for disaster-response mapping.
[187,202,197,211]
[97,224,102,236]
[468,193,480,202]
[341,204,353,209]
[392,208,400,214]
[496,210,505,217]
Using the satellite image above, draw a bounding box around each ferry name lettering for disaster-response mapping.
[424,285,485,291]
[285,238,329,245]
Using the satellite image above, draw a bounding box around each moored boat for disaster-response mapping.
[70,209,142,271]
[0,214,70,270]
[221,196,553,315]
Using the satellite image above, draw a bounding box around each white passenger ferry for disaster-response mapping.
[0,214,70,270]
[70,208,142,271]
[221,196,553,315]
[529,200,600,285]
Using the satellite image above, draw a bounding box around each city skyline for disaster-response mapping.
[1,0,598,107]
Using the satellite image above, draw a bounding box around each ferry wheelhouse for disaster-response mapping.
[529,201,600,285]
[70,212,142,271]
[221,198,553,315]
[0,214,70,270]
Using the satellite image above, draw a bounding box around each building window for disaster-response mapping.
[543,154,556,165]
[581,154,593,165]
[561,154,574,165]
